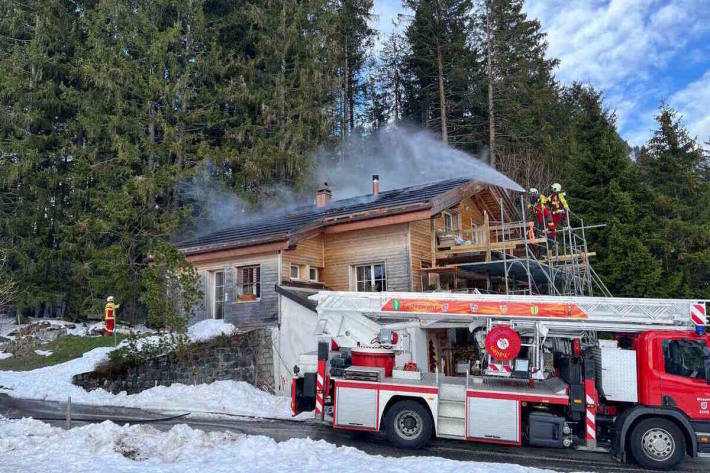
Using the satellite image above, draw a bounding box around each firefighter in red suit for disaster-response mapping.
[549,183,569,238]
[103,296,119,336]
[527,188,554,237]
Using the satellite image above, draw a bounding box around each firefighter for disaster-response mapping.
[103,296,119,337]
[527,188,553,237]
[549,183,569,236]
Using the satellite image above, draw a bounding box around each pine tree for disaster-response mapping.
[377,28,407,125]
[635,105,710,297]
[474,0,561,172]
[402,0,485,149]
[562,85,662,297]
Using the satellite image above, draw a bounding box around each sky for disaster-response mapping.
[372,0,710,147]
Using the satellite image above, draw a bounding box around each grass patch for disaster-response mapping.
[0,334,129,371]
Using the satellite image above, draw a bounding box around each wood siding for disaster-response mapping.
[409,219,434,292]
[191,252,279,328]
[281,234,324,283]
[324,223,411,291]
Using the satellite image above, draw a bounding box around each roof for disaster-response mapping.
[176,177,480,255]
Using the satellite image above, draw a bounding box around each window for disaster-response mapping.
[238,265,260,300]
[213,270,225,319]
[290,264,300,280]
[355,263,386,292]
[309,267,319,282]
[663,339,708,380]
[443,212,454,232]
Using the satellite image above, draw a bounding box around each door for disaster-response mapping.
[659,335,710,420]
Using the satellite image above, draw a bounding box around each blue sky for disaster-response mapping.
[372,0,710,147]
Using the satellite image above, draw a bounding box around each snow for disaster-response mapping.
[0,352,12,360]
[33,350,53,357]
[0,346,295,418]
[187,319,236,342]
[0,417,556,473]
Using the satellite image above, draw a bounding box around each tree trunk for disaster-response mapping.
[486,1,496,168]
[434,3,448,144]
[393,37,400,124]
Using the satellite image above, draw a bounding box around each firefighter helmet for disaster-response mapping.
[529,187,539,194]
[551,183,562,192]
[107,296,114,302]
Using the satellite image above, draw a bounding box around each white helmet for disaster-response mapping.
[551,183,562,192]
[107,296,114,302]
[529,187,539,194]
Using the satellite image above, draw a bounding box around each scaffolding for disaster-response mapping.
[430,195,611,298]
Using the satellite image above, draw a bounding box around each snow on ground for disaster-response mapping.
[0,351,11,360]
[0,417,556,473]
[187,319,236,342]
[0,346,295,418]
[33,350,53,357]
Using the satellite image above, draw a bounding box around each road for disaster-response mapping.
[1,394,707,472]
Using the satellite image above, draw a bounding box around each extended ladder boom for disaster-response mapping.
[311,291,707,334]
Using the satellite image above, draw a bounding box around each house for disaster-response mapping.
[176,176,535,392]
[176,176,524,326]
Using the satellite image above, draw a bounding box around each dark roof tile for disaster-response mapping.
[177,177,471,250]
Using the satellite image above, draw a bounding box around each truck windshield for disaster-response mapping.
[662,339,708,380]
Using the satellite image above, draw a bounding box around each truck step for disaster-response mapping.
[438,399,466,419]
[437,416,466,438]
[438,383,466,401]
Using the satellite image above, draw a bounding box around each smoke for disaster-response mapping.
[314,126,524,199]
[179,126,523,239]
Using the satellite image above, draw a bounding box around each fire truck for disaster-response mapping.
[291,291,710,470]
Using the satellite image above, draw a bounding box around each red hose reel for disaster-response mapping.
[485,326,521,362]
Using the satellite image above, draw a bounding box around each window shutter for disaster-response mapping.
[200,270,210,318]
[224,265,236,302]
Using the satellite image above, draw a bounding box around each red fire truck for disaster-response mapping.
[291,291,710,470]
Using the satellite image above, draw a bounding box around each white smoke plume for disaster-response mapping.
[315,126,524,199]
[179,126,523,238]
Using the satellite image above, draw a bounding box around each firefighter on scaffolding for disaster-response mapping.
[549,183,569,238]
[103,296,119,336]
[528,188,555,238]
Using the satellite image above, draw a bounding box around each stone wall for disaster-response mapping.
[72,328,275,395]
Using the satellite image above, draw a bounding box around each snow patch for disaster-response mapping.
[33,350,53,357]
[187,319,236,342]
[0,347,295,418]
[0,352,12,360]
[0,417,557,473]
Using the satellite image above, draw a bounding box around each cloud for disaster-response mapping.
[669,71,710,145]
[523,0,710,146]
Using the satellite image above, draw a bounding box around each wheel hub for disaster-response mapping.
[641,428,675,461]
[395,410,423,438]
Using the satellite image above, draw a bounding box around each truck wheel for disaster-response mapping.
[384,400,432,449]
[630,418,686,470]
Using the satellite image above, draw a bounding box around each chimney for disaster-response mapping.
[372,174,380,196]
[316,182,332,208]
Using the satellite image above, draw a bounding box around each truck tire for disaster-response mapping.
[384,400,432,449]
[630,418,686,470]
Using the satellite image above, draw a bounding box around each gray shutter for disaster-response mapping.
[200,270,210,319]
[225,265,236,303]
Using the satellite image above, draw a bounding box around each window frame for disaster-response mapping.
[354,262,387,292]
[309,266,319,282]
[213,270,225,319]
[237,264,261,303]
[290,264,300,280]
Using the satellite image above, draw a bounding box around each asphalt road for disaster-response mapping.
[1,394,707,473]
